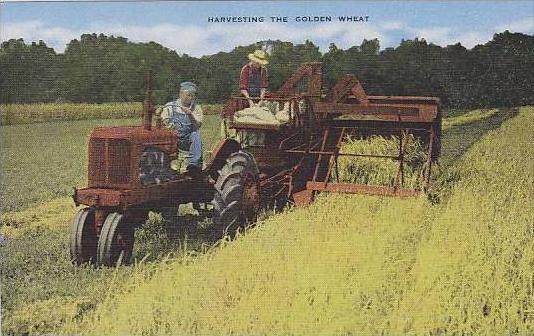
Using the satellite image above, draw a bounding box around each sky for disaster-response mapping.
[1,1,533,56]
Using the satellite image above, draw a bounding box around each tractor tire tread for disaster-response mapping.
[211,150,259,239]
[70,207,96,265]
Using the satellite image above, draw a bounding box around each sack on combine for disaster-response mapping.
[233,101,291,126]
[233,105,279,125]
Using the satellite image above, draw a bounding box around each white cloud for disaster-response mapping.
[454,31,491,48]
[497,16,534,33]
[406,26,493,48]
[1,19,388,55]
[2,16,532,55]
[2,20,81,52]
[380,21,404,31]
[100,23,211,54]
[408,26,453,45]
[404,16,533,49]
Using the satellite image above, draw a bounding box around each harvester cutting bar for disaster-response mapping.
[367,95,440,103]
[286,150,399,159]
[305,182,420,197]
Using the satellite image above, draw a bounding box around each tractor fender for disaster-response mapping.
[204,138,241,180]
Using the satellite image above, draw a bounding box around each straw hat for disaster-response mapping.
[248,49,269,65]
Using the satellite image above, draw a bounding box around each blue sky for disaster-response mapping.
[1,1,533,55]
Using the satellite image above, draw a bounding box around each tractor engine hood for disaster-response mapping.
[87,126,178,189]
[90,126,177,147]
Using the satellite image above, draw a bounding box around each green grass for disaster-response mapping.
[0,118,137,212]
[0,197,217,336]
[439,107,518,167]
[0,115,222,212]
[0,102,223,125]
[1,221,173,335]
[63,106,533,335]
[0,114,223,335]
[442,108,499,131]
[0,106,529,335]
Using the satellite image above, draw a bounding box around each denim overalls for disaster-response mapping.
[169,98,203,168]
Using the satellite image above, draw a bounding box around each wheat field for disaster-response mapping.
[1,107,531,335]
[59,106,533,335]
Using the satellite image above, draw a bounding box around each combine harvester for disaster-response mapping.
[71,63,441,266]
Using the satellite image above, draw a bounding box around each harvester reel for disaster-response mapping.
[212,151,260,239]
[97,212,135,266]
[70,207,97,265]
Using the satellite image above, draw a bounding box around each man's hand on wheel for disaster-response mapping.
[180,105,193,114]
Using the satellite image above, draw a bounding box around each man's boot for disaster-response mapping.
[186,164,202,179]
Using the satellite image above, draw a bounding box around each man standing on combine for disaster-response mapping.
[160,81,204,176]
[240,49,269,107]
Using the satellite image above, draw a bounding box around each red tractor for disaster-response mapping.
[71,63,441,266]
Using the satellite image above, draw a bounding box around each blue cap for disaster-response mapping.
[180,81,198,93]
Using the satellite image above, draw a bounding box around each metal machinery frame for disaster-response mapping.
[222,62,441,206]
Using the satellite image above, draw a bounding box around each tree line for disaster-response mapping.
[0,31,532,109]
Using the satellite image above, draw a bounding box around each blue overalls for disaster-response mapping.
[248,66,262,98]
[169,99,203,168]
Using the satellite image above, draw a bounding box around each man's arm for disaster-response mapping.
[239,65,254,107]
[241,89,254,107]
[191,104,203,128]
[239,64,249,91]
[181,104,203,128]
[159,105,174,128]
[260,66,268,100]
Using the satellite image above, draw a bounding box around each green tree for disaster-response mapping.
[0,39,60,103]
[1,32,532,109]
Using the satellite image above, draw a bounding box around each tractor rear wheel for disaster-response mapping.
[97,212,135,266]
[70,207,98,265]
[212,150,260,239]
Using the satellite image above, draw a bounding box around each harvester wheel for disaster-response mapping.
[212,150,260,239]
[97,212,134,266]
[70,207,97,265]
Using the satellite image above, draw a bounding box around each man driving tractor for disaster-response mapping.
[160,81,204,176]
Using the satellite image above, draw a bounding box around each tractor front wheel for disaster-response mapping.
[212,151,260,239]
[97,212,135,266]
[70,207,98,265]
